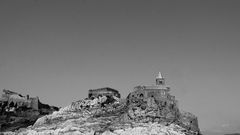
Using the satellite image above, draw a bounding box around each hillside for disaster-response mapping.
[5,94,200,135]
[2,73,201,135]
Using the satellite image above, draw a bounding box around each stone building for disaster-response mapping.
[88,87,121,98]
[126,72,199,132]
[127,72,178,111]
[0,89,39,110]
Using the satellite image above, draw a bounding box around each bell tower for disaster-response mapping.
[156,72,165,85]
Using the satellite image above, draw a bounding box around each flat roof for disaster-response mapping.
[89,87,119,93]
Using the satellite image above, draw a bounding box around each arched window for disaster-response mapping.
[139,93,144,97]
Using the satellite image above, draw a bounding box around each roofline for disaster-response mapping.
[89,87,120,93]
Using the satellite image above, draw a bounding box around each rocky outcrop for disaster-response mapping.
[5,94,201,135]
[0,90,59,132]
[1,73,201,134]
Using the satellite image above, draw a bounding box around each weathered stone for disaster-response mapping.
[88,87,121,99]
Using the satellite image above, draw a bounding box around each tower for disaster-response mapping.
[156,72,165,85]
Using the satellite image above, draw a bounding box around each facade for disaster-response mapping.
[88,87,121,98]
[127,72,178,110]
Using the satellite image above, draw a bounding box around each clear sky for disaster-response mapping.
[0,1,240,134]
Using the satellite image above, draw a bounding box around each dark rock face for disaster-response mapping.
[0,89,59,132]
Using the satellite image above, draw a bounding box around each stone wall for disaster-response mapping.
[89,87,121,98]
[126,91,180,123]
[127,88,178,112]
[125,87,201,132]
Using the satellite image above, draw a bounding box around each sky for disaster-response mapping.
[0,0,240,134]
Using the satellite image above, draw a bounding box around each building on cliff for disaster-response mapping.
[127,72,178,110]
[0,89,39,110]
[126,72,199,132]
[88,87,121,99]
[83,72,199,133]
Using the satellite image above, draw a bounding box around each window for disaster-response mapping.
[139,93,144,97]
[157,79,164,85]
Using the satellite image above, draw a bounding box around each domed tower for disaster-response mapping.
[156,72,165,85]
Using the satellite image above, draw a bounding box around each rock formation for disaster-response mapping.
[2,73,201,135]
[4,94,200,135]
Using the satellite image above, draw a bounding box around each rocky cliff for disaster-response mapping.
[4,94,201,135]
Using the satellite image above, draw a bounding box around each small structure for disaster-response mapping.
[88,87,121,98]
